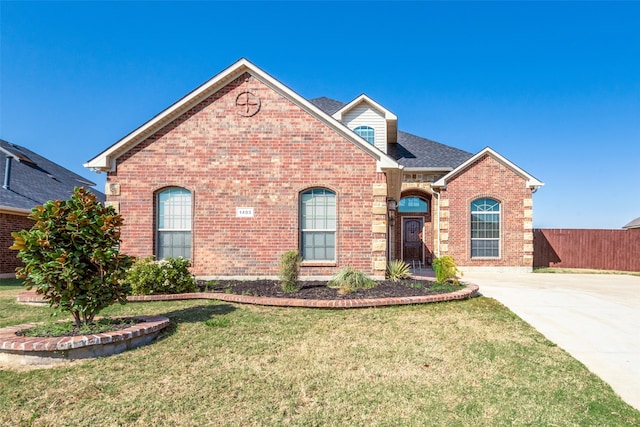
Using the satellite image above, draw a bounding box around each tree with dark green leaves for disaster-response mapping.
[11,187,133,327]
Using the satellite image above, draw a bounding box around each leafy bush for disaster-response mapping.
[386,259,411,282]
[279,250,301,292]
[11,187,133,327]
[328,267,377,295]
[432,256,461,285]
[127,257,196,295]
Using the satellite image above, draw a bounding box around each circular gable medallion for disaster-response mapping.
[235,91,261,117]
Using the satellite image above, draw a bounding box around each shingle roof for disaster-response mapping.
[1,139,105,211]
[623,216,640,230]
[309,97,346,115]
[309,97,473,169]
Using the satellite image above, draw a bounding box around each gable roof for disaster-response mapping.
[623,216,640,230]
[85,58,400,172]
[1,139,104,213]
[331,94,398,143]
[309,97,473,170]
[432,147,544,189]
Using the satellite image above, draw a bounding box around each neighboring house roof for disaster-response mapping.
[623,217,640,230]
[85,58,401,172]
[1,139,105,213]
[432,147,544,190]
[309,97,474,170]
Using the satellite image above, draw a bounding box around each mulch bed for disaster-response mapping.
[198,279,459,300]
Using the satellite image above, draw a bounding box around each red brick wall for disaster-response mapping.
[439,155,533,268]
[108,73,384,277]
[0,212,34,276]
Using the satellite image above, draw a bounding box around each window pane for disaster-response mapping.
[158,231,191,259]
[398,197,429,213]
[300,189,336,261]
[471,198,499,258]
[354,126,375,145]
[157,188,192,260]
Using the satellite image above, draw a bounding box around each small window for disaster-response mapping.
[398,197,428,213]
[157,188,192,259]
[300,188,336,261]
[354,126,375,145]
[470,198,500,258]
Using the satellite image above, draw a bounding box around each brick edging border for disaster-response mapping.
[0,315,170,353]
[16,283,479,309]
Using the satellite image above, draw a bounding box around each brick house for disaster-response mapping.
[1,140,105,277]
[86,59,542,279]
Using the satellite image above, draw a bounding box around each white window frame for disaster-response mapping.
[470,198,500,258]
[300,188,336,261]
[156,187,192,259]
[354,126,375,145]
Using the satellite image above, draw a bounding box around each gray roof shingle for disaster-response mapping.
[309,97,473,169]
[1,139,105,211]
[623,216,640,230]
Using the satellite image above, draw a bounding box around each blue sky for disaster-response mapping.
[1,1,638,228]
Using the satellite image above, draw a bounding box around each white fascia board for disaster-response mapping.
[85,58,401,173]
[331,94,398,122]
[0,206,32,215]
[432,147,544,189]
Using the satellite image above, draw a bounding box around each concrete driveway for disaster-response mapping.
[463,271,640,411]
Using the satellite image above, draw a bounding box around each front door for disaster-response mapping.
[403,218,424,264]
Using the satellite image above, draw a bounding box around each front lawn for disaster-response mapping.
[1,280,638,426]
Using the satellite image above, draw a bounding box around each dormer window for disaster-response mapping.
[354,126,375,145]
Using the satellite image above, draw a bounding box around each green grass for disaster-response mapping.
[1,281,639,426]
[534,267,640,276]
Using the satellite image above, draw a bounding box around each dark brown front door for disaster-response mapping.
[403,218,424,263]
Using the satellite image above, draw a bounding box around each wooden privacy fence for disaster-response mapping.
[533,228,640,272]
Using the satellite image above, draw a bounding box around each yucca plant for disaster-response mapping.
[328,267,377,295]
[386,259,411,282]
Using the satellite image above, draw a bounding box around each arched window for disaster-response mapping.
[398,196,429,213]
[300,188,336,261]
[157,187,192,259]
[354,126,375,145]
[470,198,500,258]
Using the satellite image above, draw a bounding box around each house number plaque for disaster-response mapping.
[236,207,254,218]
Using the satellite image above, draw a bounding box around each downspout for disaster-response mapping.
[432,188,440,258]
[3,157,11,190]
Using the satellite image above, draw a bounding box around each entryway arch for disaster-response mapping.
[396,190,433,267]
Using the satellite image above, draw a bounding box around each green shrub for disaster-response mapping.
[11,187,133,327]
[432,256,461,285]
[127,257,196,295]
[328,267,377,295]
[279,250,301,292]
[386,259,411,282]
